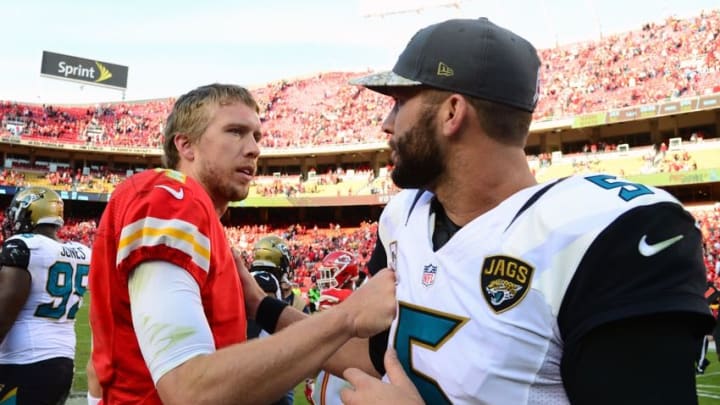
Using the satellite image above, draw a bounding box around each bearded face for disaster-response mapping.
[390,104,446,190]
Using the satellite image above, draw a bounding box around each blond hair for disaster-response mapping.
[162,83,259,169]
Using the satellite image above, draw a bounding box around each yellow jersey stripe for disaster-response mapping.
[117,217,211,272]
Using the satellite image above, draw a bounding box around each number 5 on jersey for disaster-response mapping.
[393,302,469,404]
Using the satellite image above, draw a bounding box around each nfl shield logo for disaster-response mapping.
[422,264,437,287]
[389,241,398,270]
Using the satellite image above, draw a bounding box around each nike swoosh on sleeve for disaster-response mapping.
[638,234,684,257]
[154,185,184,200]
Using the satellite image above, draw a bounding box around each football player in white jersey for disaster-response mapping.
[344,17,714,405]
[0,186,92,405]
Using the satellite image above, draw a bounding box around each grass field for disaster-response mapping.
[72,294,720,404]
[698,361,720,404]
[72,293,91,394]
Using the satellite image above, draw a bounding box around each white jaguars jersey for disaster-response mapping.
[376,173,709,404]
[311,370,351,405]
[0,233,91,364]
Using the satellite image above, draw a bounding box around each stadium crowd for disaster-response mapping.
[536,9,720,118]
[0,137,710,199]
[1,10,718,150]
[0,207,377,291]
[697,205,720,282]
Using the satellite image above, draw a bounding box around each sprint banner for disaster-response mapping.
[40,51,128,90]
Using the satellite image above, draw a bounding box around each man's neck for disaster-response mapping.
[34,226,59,241]
[176,166,229,217]
[435,145,536,226]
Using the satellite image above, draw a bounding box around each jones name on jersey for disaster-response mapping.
[0,233,91,364]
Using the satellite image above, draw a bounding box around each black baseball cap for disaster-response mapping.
[350,17,541,112]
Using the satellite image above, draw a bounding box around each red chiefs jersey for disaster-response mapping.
[90,169,246,404]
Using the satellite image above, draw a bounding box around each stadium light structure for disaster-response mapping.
[360,0,464,18]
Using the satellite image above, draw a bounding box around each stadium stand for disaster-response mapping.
[1,10,718,152]
[535,9,720,119]
[1,9,720,286]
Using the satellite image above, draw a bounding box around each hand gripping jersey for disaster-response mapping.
[375,174,712,404]
[89,169,246,404]
[0,234,91,364]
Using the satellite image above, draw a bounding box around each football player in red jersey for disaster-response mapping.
[89,83,397,404]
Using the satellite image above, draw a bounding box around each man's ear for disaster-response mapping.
[440,94,469,137]
[174,133,195,161]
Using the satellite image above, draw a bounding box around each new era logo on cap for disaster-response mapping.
[351,17,541,113]
[437,62,454,77]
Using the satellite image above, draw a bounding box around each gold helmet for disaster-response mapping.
[2,187,64,238]
[251,235,291,280]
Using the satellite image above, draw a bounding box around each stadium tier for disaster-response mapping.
[1,10,719,152]
[0,10,719,245]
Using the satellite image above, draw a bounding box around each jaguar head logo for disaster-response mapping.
[485,279,523,306]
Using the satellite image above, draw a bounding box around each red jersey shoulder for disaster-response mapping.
[121,169,195,199]
[114,169,217,280]
[143,170,192,205]
[113,169,211,221]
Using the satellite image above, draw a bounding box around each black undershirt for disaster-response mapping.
[430,197,462,251]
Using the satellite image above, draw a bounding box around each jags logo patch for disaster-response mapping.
[480,255,534,314]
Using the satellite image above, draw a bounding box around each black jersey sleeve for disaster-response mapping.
[366,230,390,374]
[0,238,31,269]
[561,313,703,405]
[366,232,387,276]
[558,201,714,347]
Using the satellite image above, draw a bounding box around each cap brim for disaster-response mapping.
[349,71,422,94]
